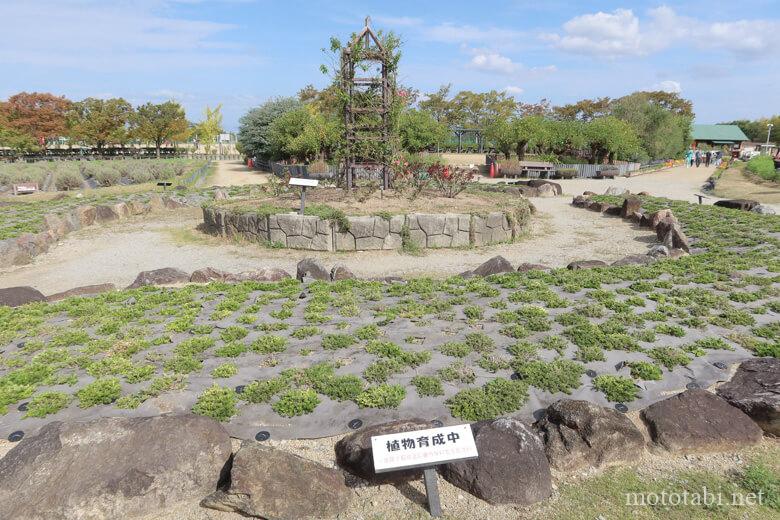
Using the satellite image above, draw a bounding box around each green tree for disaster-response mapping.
[397,109,448,153]
[585,116,642,164]
[67,97,133,150]
[484,117,515,159]
[512,115,547,160]
[554,97,612,121]
[238,97,301,159]
[269,106,339,162]
[449,90,516,129]
[419,84,454,125]
[611,92,692,161]
[194,104,224,154]
[131,101,188,158]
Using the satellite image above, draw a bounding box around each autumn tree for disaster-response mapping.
[0,109,38,152]
[553,97,612,121]
[67,97,133,150]
[193,104,224,154]
[131,101,188,158]
[0,92,71,147]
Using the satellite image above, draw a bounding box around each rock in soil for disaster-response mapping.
[127,267,190,289]
[0,286,46,307]
[567,260,607,270]
[641,389,763,453]
[47,283,115,302]
[296,257,330,282]
[716,358,780,436]
[0,415,232,520]
[535,399,645,472]
[461,255,514,278]
[440,418,552,505]
[202,442,352,520]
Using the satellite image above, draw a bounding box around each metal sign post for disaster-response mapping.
[371,423,478,517]
[288,178,319,215]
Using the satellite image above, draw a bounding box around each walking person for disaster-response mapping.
[705,151,711,167]
[695,150,701,167]
[685,148,694,168]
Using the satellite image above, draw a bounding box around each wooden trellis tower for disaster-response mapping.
[341,17,391,190]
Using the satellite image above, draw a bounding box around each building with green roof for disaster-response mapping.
[691,124,749,148]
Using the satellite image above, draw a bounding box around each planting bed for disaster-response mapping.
[0,195,777,441]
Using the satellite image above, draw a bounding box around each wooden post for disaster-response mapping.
[423,467,442,517]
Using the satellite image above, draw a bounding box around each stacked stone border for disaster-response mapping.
[202,206,530,252]
[0,194,190,268]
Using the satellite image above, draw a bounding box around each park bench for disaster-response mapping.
[12,183,38,195]
[595,167,620,179]
[520,161,555,179]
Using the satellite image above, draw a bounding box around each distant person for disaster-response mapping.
[685,148,694,168]
[705,151,711,167]
[695,150,701,167]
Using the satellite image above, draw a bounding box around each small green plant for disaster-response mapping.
[354,324,381,340]
[25,391,70,417]
[76,377,121,408]
[446,378,528,421]
[463,305,484,320]
[593,375,640,402]
[211,363,238,378]
[321,333,356,350]
[251,335,288,353]
[437,341,471,358]
[740,459,780,510]
[242,378,288,403]
[648,347,692,369]
[411,375,444,397]
[514,359,584,394]
[291,326,320,339]
[316,375,364,401]
[355,384,406,408]
[627,361,662,381]
[192,385,238,421]
[272,389,320,417]
[464,332,495,352]
[215,341,247,357]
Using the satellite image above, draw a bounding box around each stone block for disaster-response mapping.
[417,214,446,236]
[269,228,287,246]
[301,217,318,239]
[427,234,452,248]
[389,215,404,233]
[276,214,303,237]
[348,216,375,238]
[383,233,402,250]
[458,215,470,232]
[355,236,385,250]
[335,232,356,251]
[452,230,470,247]
[406,214,420,230]
[287,235,313,249]
[311,232,333,251]
[486,212,504,229]
[408,229,426,248]
[373,217,390,238]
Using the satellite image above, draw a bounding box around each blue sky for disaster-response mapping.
[2,0,778,131]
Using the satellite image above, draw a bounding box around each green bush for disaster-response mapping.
[514,359,584,394]
[464,332,495,353]
[291,326,320,339]
[446,378,528,421]
[251,335,288,353]
[437,361,476,383]
[211,363,238,378]
[355,384,406,408]
[746,155,779,181]
[438,341,471,358]
[628,361,662,381]
[272,389,320,417]
[411,375,444,397]
[463,305,484,320]
[648,347,692,369]
[192,385,238,421]
[355,324,381,340]
[220,326,248,342]
[593,375,640,402]
[242,378,288,403]
[316,375,364,401]
[321,333,356,350]
[76,377,121,408]
[215,341,247,357]
[25,391,70,417]
[740,460,780,510]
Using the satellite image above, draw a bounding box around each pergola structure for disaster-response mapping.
[340,17,392,190]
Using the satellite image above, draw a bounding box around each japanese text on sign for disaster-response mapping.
[371,423,478,473]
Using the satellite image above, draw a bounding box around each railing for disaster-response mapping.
[551,162,641,178]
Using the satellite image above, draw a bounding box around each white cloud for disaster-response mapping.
[0,0,259,70]
[504,86,524,97]
[651,80,682,94]
[468,52,521,75]
[373,16,423,27]
[547,6,780,58]
[425,23,526,47]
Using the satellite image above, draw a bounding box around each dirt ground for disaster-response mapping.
[0,197,655,295]
[208,160,269,186]
[712,167,780,205]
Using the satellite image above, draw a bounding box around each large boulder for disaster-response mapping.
[751,204,776,215]
[611,254,654,266]
[662,224,690,253]
[517,263,548,272]
[190,267,233,283]
[641,389,763,453]
[603,204,623,216]
[527,179,562,195]
[572,195,589,208]
[535,399,645,472]
[335,418,434,484]
[47,283,115,302]
[296,257,330,282]
[461,255,514,278]
[535,183,558,198]
[0,415,232,520]
[127,267,190,289]
[236,267,291,282]
[716,358,780,436]
[620,197,642,218]
[330,264,356,281]
[440,418,552,505]
[0,286,46,307]
[202,442,352,520]
[647,209,675,230]
[604,186,628,196]
[714,199,760,211]
[567,260,607,270]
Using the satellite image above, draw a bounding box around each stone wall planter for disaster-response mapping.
[202,207,529,252]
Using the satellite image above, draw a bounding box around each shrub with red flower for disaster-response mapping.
[427,163,475,198]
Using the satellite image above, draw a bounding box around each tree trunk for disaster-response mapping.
[516,141,528,161]
[608,152,615,164]
[156,138,161,159]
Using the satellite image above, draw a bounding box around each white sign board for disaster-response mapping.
[219,133,232,143]
[288,177,319,187]
[371,423,478,473]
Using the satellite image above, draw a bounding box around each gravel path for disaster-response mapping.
[208,159,269,186]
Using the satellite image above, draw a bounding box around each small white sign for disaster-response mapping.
[288,177,319,187]
[371,423,478,473]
